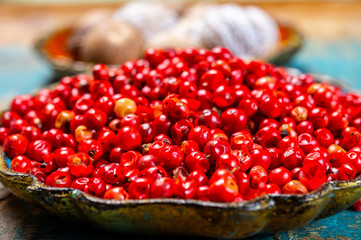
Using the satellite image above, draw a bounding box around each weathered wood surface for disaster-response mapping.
[0,184,10,201]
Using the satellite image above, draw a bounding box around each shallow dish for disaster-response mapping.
[1,146,361,239]
[34,23,302,77]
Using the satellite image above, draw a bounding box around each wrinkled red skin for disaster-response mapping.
[157,145,184,171]
[68,152,94,177]
[3,134,29,159]
[185,151,210,174]
[163,94,190,121]
[203,139,231,164]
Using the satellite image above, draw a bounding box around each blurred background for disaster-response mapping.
[0,0,360,109]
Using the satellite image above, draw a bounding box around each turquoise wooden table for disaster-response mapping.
[0,38,360,239]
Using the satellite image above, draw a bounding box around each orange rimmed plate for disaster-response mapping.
[34,23,302,77]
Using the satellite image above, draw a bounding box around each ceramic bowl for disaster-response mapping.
[1,148,361,239]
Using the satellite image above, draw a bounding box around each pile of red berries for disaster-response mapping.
[1,47,361,202]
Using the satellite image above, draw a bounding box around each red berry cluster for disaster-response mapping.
[1,47,361,202]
